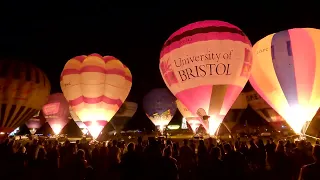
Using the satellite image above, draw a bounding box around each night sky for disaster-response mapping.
[0,3,319,130]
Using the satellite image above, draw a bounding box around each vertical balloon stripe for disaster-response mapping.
[271,31,298,106]
[289,29,316,105]
[220,85,243,115]
[208,85,227,115]
[7,105,16,126]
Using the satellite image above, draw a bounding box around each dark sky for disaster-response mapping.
[0,2,318,130]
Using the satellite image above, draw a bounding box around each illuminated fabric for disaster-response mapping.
[0,61,50,133]
[143,88,177,130]
[42,93,70,134]
[60,53,132,139]
[250,28,320,134]
[160,20,252,135]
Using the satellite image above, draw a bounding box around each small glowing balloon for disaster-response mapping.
[250,28,320,134]
[0,60,51,133]
[42,93,70,135]
[160,20,252,135]
[143,88,177,134]
[25,111,46,134]
[60,54,132,139]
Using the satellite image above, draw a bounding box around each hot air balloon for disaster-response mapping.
[25,110,46,134]
[42,93,70,135]
[143,88,177,134]
[0,61,51,133]
[69,106,88,135]
[250,28,320,135]
[160,20,252,135]
[110,101,138,133]
[60,54,132,139]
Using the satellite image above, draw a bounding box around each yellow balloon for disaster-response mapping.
[0,61,51,133]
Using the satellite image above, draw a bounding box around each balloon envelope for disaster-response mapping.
[143,88,177,131]
[160,20,252,135]
[69,106,88,134]
[60,54,132,139]
[25,111,46,134]
[42,93,70,135]
[0,61,51,133]
[110,101,138,132]
[250,28,320,134]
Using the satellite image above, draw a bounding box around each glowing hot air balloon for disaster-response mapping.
[60,54,132,139]
[42,93,70,135]
[0,61,51,133]
[143,88,177,134]
[250,28,320,135]
[69,106,88,135]
[110,101,138,133]
[160,20,252,135]
[25,111,46,134]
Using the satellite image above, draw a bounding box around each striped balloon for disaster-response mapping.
[160,20,252,135]
[250,28,320,134]
[0,61,51,133]
[60,53,132,139]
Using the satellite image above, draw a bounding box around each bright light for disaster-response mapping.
[208,116,222,136]
[76,108,114,139]
[87,121,104,139]
[167,125,180,130]
[158,125,165,135]
[0,132,5,135]
[284,104,318,134]
[51,124,62,135]
[81,128,88,135]
[29,128,36,135]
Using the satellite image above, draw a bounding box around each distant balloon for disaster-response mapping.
[25,111,46,134]
[110,101,138,133]
[160,20,252,135]
[0,60,51,133]
[60,54,132,139]
[250,28,320,134]
[143,88,177,133]
[42,93,70,135]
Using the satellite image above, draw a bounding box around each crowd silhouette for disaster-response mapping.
[0,136,320,180]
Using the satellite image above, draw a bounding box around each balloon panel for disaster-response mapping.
[60,54,132,138]
[250,28,320,133]
[160,20,252,125]
[246,90,285,123]
[0,61,51,132]
[143,88,177,127]
[42,93,70,134]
